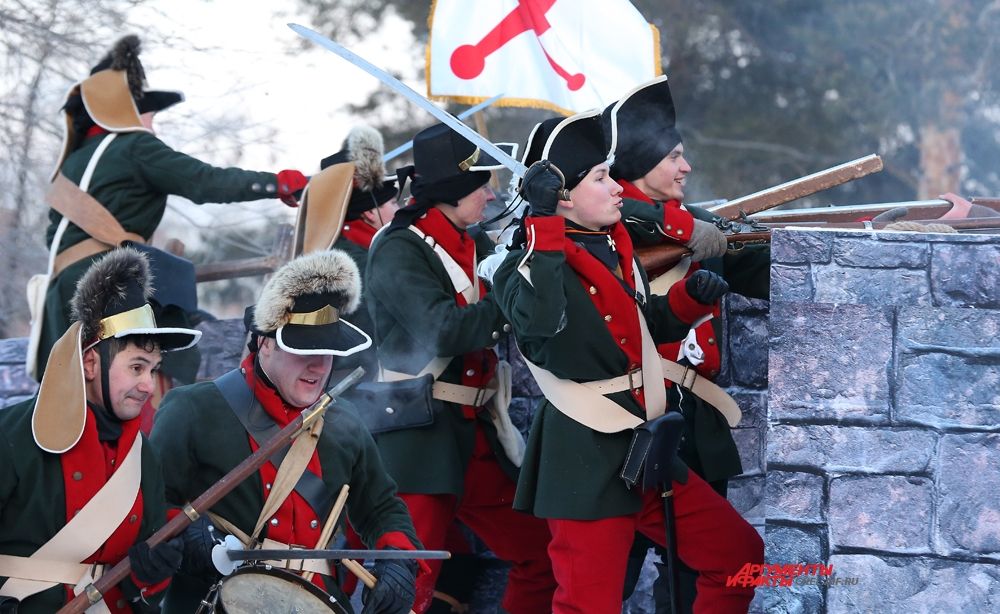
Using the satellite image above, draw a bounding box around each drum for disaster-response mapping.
[214,565,349,614]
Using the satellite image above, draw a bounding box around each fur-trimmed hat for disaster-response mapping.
[32,247,200,454]
[601,75,680,182]
[320,125,398,220]
[249,250,371,356]
[53,35,184,178]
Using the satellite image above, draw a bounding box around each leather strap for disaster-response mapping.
[52,238,137,279]
[213,370,334,530]
[648,256,692,296]
[0,555,101,586]
[406,226,479,304]
[379,365,497,407]
[0,437,142,603]
[47,173,145,251]
[659,358,741,427]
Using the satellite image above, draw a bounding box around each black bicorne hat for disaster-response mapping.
[527,110,613,191]
[601,75,681,182]
[249,250,371,356]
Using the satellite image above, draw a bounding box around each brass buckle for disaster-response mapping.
[627,366,642,391]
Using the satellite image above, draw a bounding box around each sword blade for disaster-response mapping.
[288,23,527,178]
[228,548,451,561]
[383,93,506,163]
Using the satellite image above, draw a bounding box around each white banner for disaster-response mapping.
[427,0,661,114]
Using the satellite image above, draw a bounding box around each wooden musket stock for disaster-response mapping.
[637,232,771,272]
[56,367,365,614]
[709,154,883,219]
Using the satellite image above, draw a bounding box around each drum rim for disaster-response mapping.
[217,564,348,614]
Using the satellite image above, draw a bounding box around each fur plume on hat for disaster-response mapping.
[93,34,147,100]
[71,247,152,343]
[254,250,361,333]
[345,125,386,192]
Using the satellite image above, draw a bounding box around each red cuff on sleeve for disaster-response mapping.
[129,571,171,595]
[668,278,716,323]
[375,531,432,576]
[525,216,566,252]
[663,202,695,244]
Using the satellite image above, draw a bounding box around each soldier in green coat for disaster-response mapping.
[31,34,308,381]
[0,247,200,613]
[363,123,556,613]
[492,110,763,613]
[604,76,771,612]
[151,250,423,614]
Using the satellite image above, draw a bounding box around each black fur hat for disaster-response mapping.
[601,76,681,182]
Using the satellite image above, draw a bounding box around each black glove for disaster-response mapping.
[362,551,418,614]
[685,269,729,305]
[178,515,221,577]
[519,160,566,217]
[128,537,183,585]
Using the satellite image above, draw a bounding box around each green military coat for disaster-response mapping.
[364,218,515,496]
[492,216,713,520]
[150,379,419,613]
[621,195,770,485]
[0,399,167,613]
[37,131,280,378]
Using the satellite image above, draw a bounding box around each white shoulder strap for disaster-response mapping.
[407,225,479,304]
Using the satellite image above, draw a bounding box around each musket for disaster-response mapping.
[708,154,883,219]
[749,199,956,224]
[57,367,366,614]
[637,231,771,272]
[765,217,1000,232]
[970,197,1000,208]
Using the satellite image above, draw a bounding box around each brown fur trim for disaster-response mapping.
[254,250,361,333]
[345,125,386,192]
[71,247,152,343]
[107,34,146,99]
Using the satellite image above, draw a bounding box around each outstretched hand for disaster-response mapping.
[276,169,309,208]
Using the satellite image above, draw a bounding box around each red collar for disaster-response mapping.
[86,125,110,138]
[414,208,477,282]
[341,220,379,250]
[618,179,684,210]
[241,354,302,428]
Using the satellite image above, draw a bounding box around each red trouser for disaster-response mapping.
[547,471,763,614]
[401,429,556,613]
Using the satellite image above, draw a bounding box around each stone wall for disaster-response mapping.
[764,228,1000,613]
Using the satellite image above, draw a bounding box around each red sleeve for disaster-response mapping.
[663,202,695,244]
[375,531,432,575]
[525,216,565,252]
[667,277,716,323]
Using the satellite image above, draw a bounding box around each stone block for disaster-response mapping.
[769,303,891,422]
[930,243,1000,307]
[729,475,765,521]
[826,554,1000,613]
[506,396,537,436]
[0,395,33,410]
[811,264,932,306]
[832,239,929,268]
[771,265,813,303]
[828,476,932,552]
[767,425,935,473]
[504,343,542,398]
[194,319,245,381]
[771,230,833,264]
[897,305,1000,346]
[761,525,825,614]
[731,390,767,428]
[727,294,770,314]
[766,471,824,523]
[729,312,769,388]
[896,353,1000,429]
[938,433,1000,555]
[733,427,763,476]
[0,364,39,397]
[0,337,27,364]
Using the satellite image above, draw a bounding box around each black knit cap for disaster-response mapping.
[601,75,681,182]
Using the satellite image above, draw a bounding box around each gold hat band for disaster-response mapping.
[458,147,481,172]
[286,304,340,326]
[97,304,157,340]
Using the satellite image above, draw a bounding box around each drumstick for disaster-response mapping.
[302,484,350,583]
[341,558,417,614]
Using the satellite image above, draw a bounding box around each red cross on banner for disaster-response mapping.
[427,0,662,115]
